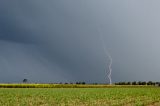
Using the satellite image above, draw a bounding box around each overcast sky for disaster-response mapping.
[0,0,160,83]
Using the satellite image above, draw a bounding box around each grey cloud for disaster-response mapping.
[0,0,160,83]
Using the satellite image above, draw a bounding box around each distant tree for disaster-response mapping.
[138,81,142,85]
[119,82,121,85]
[82,82,85,85]
[152,82,156,86]
[23,79,28,83]
[141,82,146,85]
[127,82,131,85]
[114,83,118,85]
[147,81,153,85]
[132,81,137,85]
[118,82,121,85]
[119,82,126,85]
[75,82,85,84]
[76,82,80,84]
[122,82,126,85]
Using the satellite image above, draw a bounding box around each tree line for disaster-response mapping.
[115,81,160,86]
[22,79,160,86]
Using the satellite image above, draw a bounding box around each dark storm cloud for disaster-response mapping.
[0,0,106,83]
[0,0,160,83]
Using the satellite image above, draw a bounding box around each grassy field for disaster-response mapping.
[0,87,160,106]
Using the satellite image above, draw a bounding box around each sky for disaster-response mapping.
[0,0,160,83]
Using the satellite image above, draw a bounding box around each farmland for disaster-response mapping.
[0,85,160,106]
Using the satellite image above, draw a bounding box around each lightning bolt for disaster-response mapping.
[98,26,112,84]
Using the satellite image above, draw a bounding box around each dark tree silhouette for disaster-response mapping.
[127,82,131,85]
[141,82,146,85]
[23,79,28,83]
[132,81,137,85]
[147,81,153,85]
[82,82,86,85]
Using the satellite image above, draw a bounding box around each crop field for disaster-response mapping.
[0,86,160,106]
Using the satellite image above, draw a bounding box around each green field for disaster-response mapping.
[0,87,160,106]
